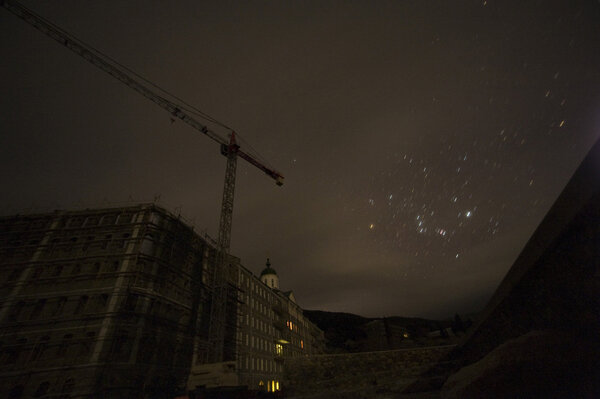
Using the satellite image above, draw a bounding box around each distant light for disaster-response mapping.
[465,210,472,218]
[559,120,565,127]
[369,223,375,230]
[456,254,459,258]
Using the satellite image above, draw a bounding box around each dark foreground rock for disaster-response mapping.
[441,330,600,399]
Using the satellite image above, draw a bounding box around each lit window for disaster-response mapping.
[301,340,304,349]
[275,343,283,356]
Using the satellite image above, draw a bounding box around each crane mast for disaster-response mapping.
[1,0,284,364]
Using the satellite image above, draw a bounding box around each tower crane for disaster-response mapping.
[1,0,284,363]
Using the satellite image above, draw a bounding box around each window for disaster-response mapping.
[7,269,21,282]
[117,213,133,224]
[30,299,46,320]
[138,335,155,363]
[31,267,43,280]
[83,217,98,226]
[67,237,78,252]
[101,234,112,249]
[52,265,63,277]
[61,378,75,394]
[120,233,130,248]
[100,215,116,226]
[83,236,94,252]
[53,297,67,317]
[4,347,19,364]
[79,332,95,357]
[33,382,50,397]
[123,295,138,313]
[98,294,109,310]
[71,263,81,275]
[110,260,120,272]
[57,334,73,357]
[8,384,24,399]
[31,336,50,362]
[110,330,130,360]
[74,296,88,315]
[9,301,25,321]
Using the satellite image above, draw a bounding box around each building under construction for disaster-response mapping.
[0,203,323,398]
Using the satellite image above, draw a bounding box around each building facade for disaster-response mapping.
[0,204,214,398]
[233,260,325,392]
[0,204,323,398]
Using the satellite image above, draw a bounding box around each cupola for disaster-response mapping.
[260,258,279,289]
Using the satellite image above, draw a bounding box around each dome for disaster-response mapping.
[260,258,279,289]
[260,258,277,277]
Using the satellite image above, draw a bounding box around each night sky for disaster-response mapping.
[1,1,599,319]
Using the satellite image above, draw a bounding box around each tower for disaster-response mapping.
[260,258,279,290]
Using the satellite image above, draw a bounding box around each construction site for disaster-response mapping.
[2,0,599,397]
[0,1,326,396]
[0,204,324,397]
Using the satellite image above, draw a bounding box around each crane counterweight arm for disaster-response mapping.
[237,150,284,186]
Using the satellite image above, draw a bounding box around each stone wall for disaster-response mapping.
[284,345,454,398]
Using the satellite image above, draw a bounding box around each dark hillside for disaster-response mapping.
[304,310,469,353]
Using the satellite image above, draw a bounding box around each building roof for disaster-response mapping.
[260,258,278,277]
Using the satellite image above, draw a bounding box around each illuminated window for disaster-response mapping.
[301,340,304,349]
[275,343,283,355]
